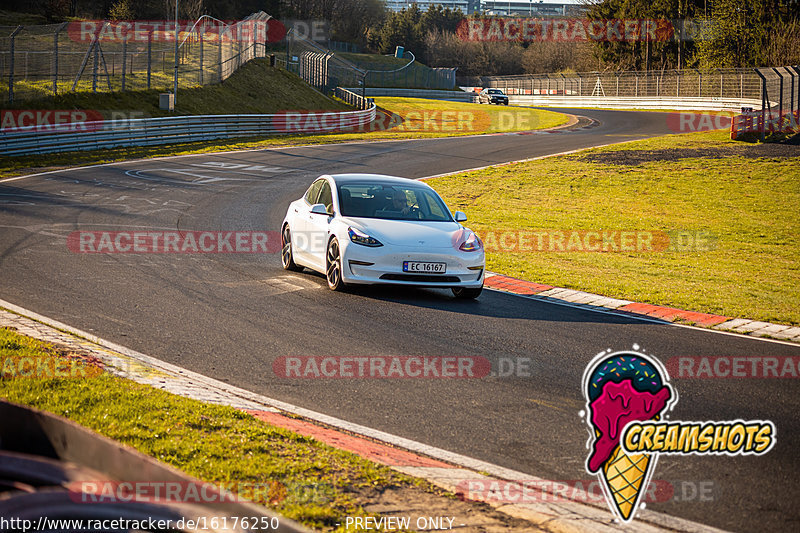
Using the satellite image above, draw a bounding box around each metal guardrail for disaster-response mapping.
[0,102,376,156]
[345,88,476,102]
[507,95,763,111]
[334,87,372,110]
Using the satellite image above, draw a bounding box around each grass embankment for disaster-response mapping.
[432,130,800,325]
[2,59,351,116]
[0,327,426,531]
[0,95,567,178]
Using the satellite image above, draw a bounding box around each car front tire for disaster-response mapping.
[281,225,303,271]
[326,237,345,291]
[452,286,482,299]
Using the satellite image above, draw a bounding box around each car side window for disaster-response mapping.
[317,181,333,213]
[304,180,323,205]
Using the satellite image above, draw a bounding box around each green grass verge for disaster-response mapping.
[0,327,429,531]
[0,98,566,178]
[2,59,350,116]
[430,130,800,325]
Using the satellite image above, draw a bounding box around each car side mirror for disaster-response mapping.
[310,204,330,215]
[454,211,467,222]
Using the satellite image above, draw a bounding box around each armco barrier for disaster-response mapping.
[0,102,376,156]
[345,88,477,102]
[506,95,763,111]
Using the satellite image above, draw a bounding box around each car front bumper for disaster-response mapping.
[340,242,485,288]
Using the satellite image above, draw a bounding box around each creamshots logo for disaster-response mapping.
[581,348,775,523]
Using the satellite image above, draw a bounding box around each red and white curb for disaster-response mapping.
[0,298,728,533]
[483,272,800,343]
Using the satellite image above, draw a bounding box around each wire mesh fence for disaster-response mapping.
[277,31,456,93]
[459,68,766,101]
[0,12,277,104]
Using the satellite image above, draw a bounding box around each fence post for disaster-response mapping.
[773,67,784,129]
[794,66,800,119]
[199,27,204,85]
[147,30,152,89]
[92,40,99,93]
[697,70,703,98]
[755,68,767,141]
[121,30,127,91]
[8,26,22,104]
[218,31,223,82]
[52,22,67,95]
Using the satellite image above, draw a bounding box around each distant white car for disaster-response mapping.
[280,174,485,298]
[478,88,509,105]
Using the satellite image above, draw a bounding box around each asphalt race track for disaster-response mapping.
[2,109,799,532]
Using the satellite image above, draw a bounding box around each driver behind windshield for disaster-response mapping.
[378,189,419,218]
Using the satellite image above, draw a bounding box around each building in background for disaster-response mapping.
[384,1,587,16]
[384,1,478,14]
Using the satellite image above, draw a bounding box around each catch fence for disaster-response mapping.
[0,12,276,104]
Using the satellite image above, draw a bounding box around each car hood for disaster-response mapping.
[343,217,463,248]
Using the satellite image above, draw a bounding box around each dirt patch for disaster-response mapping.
[580,141,800,166]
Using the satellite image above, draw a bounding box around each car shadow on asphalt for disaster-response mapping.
[328,279,667,325]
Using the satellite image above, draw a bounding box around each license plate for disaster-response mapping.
[403,261,446,273]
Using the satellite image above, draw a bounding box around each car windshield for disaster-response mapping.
[488,89,504,94]
[337,183,454,222]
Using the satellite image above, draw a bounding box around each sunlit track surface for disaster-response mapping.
[2,109,798,532]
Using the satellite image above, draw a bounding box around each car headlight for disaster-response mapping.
[459,230,482,252]
[348,227,383,247]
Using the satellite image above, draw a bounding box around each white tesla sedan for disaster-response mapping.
[280,174,485,298]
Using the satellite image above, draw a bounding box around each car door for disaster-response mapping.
[292,179,323,265]
[304,179,335,271]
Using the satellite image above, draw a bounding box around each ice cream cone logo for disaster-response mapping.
[582,350,676,522]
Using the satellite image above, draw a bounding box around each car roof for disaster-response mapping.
[325,173,432,188]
